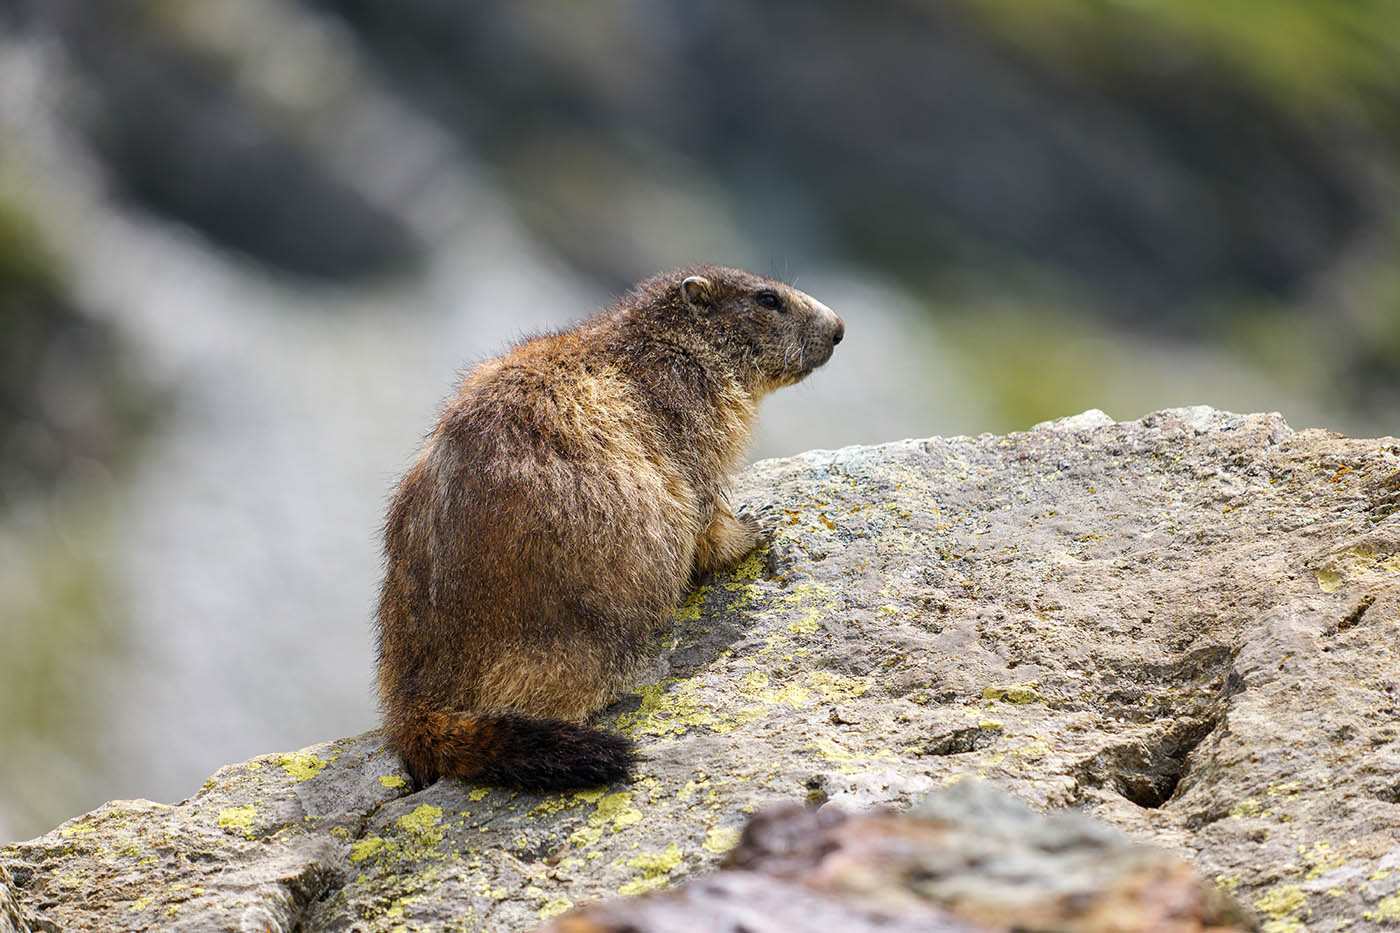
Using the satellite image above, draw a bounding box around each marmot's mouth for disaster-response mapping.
[788,359,823,384]
[805,342,836,373]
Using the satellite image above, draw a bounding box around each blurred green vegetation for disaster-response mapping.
[955,0,1400,132]
[0,179,140,838]
[938,0,1400,430]
[0,189,63,297]
[0,490,128,841]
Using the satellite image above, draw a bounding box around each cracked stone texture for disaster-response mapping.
[4,407,1400,932]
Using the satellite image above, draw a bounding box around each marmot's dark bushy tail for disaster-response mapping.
[389,709,636,790]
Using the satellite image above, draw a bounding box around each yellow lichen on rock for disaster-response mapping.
[702,826,740,854]
[981,683,1043,704]
[216,806,256,836]
[596,792,642,832]
[1228,798,1263,818]
[277,752,327,782]
[1312,545,1400,592]
[1253,884,1307,925]
[672,586,711,623]
[396,805,444,845]
[569,792,643,849]
[808,670,869,702]
[616,680,724,737]
[349,836,386,862]
[1367,892,1400,922]
[58,820,95,838]
[619,842,685,894]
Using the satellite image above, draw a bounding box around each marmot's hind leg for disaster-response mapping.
[477,638,641,723]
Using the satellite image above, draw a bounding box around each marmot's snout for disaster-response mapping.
[796,292,845,374]
[809,296,845,347]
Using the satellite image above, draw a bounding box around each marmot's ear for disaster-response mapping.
[681,275,714,309]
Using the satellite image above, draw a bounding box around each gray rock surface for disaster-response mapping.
[5,407,1400,931]
[540,781,1254,932]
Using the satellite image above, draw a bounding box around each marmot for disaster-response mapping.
[376,265,844,789]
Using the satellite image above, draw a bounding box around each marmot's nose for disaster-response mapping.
[832,319,845,345]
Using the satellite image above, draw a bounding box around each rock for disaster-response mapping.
[2,864,35,933]
[538,781,1254,932]
[5,407,1400,931]
[0,733,405,932]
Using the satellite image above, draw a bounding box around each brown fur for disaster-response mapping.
[376,265,844,789]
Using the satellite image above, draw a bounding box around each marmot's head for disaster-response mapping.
[665,266,844,395]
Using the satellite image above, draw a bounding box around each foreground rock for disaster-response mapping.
[541,781,1254,932]
[4,407,1400,931]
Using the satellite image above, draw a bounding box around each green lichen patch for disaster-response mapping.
[1253,884,1307,922]
[627,843,683,876]
[738,669,810,708]
[216,806,257,837]
[701,826,740,854]
[672,586,712,623]
[341,861,448,928]
[726,549,768,583]
[1228,798,1265,818]
[1300,841,1348,881]
[808,735,901,774]
[1312,545,1400,593]
[616,680,726,738]
[58,820,97,839]
[1368,892,1400,922]
[981,683,1043,704]
[567,792,644,849]
[397,805,445,843]
[1315,569,1344,593]
[530,795,579,818]
[346,804,449,872]
[787,608,823,636]
[618,842,685,895]
[1266,781,1302,798]
[349,836,386,863]
[807,670,870,702]
[595,793,642,833]
[277,752,327,782]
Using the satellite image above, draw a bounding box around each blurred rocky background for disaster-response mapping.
[0,0,1396,841]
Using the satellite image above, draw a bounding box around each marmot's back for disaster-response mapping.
[376,266,844,788]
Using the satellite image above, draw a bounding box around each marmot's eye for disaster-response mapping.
[756,291,782,310]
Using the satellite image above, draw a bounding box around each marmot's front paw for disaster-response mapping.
[736,502,779,544]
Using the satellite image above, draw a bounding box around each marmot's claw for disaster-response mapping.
[737,502,780,539]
